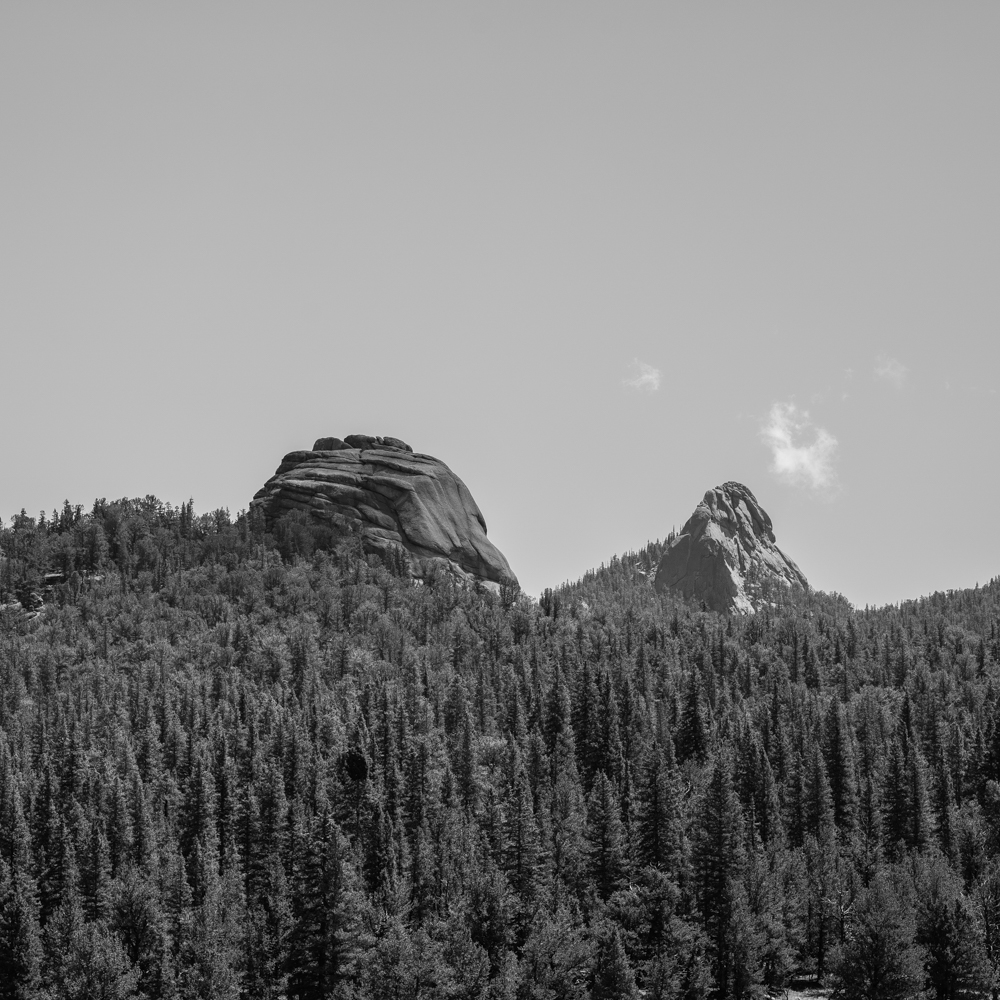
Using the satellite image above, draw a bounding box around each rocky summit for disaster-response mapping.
[653,481,807,613]
[251,435,516,586]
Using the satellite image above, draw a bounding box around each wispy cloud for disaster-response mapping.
[623,359,661,392]
[874,354,908,388]
[760,402,838,494]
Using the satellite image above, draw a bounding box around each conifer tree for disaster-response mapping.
[804,741,835,841]
[914,855,993,1000]
[884,740,910,857]
[591,925,639,1000]
[975,857,1000,989]
[180,835,244,1000]
[804,829,839,982]
[725,883,765,1000]
[693,754,746,996]
[408,817,436,924]
[44,840,140,1000]
[128,772,156,873]
[742,850,796,991]
[518,907,593,999]
[634,740,685,876]
[825,702,858,834]
[106,777,134,879]
[596,672,625,785]
[586,771,629,903]
[288,812,363,1000]
[934,751,957,860]
[33,764,63,924]
[504,762,542,913]
[467,861,514,979]
[854,772,884,878]
[545,671,578,783]
[550,761,587,906]
[110,866,168,1000]
[364,800,398,899]
[755,748,784,848]
[244,763,292,999]
[830,875,926,1000]
[454,709,480,816]
[677,672,708,764]
[907,745,934,853]
[804,640,822,690]
[785,758,807,850]
[0,862,43,1000]
[80,816,112,923]
[573,662,601,785]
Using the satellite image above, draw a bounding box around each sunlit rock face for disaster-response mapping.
[654,482,807,613]
[251,435,517,586]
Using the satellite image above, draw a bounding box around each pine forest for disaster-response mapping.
[2,498,1000,1000]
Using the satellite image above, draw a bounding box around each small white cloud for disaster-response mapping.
[623,359,661,392]
[874,354,908,388]
[760,402,838,494]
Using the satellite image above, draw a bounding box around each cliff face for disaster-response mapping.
[251,435,516,586]
[653,482,807,613]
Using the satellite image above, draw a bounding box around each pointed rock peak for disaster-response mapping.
[251,435,516,587]
[654,482,807,614]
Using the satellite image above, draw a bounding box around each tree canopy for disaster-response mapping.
[1,498,999,998]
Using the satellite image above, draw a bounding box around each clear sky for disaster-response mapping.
[2,4,998,608]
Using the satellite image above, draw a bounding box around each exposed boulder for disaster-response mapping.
[654,482,807,613]
[252,436,516,586]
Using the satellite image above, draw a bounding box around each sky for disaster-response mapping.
[1,4,998,609]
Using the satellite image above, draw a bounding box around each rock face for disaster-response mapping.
[654,482,807,613]
[251,435,517,586]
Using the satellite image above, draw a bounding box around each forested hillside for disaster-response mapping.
[2,498,1000,999]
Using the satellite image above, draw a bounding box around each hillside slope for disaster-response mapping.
[1,498,999,998]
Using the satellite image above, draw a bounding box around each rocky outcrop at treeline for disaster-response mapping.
[654,481,807,613]
[251,435,516,587]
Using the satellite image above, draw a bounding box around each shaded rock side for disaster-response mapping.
[251,435,517,586]
[653,482,807,613]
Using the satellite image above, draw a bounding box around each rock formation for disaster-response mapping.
[654,482,807,613]
[251,435,517,586]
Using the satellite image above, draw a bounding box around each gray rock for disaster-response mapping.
[381,436,413,453]
[312,437,351,451]
[252,436,516,585]
[343,434,381,450]
[654,482,807,613]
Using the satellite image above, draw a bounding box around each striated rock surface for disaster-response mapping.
[251,435,516,586]
[654,482,807,613]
